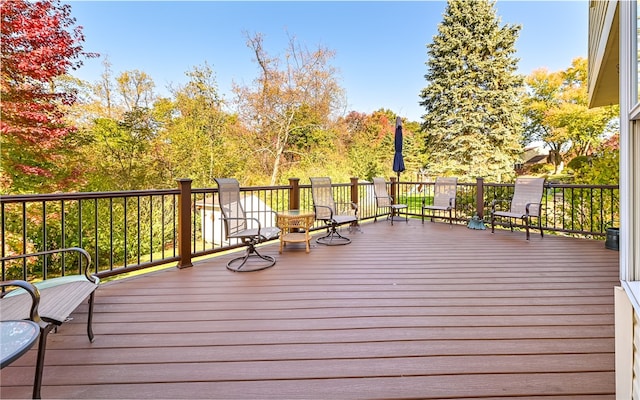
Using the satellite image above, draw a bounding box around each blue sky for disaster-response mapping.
[67,1,588,122]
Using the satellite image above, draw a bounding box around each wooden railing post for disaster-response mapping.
[177,178,193,269]
[390,176,398,203]
[476,177,485,219]
[288,177,300,210]
[350,177,359,205]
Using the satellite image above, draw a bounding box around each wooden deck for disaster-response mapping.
[0,219,620,399]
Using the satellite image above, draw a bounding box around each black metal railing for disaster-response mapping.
[396,179,619,236]
[1,177,619,283]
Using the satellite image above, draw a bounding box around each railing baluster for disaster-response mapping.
[110,198,114,271]
[61,200,66,266]
[137,196,141,265]
[78,199,83,251]
[21,203,26,279]
[94,198,99,272]
[123,197,127,267]
[173,193,177,257]
[151,195,155,262]
[42,200,47,279]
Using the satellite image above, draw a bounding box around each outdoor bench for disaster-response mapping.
[0,247,99,399]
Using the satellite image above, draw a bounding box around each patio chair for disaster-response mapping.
[310,177,359,245]
[372,177,407,225]
[422,177,458,224]
[214,178,281,272]
[490,177,545,240]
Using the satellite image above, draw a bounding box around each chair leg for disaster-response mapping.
[316,224,351,246]
[524,216,530,240]
[227,242,276,272]
[87,292,95,342]
[33,323,55,399]
[491,213,495,233]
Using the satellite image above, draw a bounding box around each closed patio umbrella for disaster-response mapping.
[393,116,405,181]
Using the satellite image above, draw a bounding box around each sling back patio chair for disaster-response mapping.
[310,177,359,245]
[372,177,407,225]
[490,177,545,240]
[214,178,281,272]
[422,177,458,224]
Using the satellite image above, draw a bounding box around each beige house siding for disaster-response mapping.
[615,286,636,399]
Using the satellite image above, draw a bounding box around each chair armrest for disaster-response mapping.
[246,209,278,219]
[525,202,542,217]
[335,202,358,217]
[0,247,96,284]
[1,280,41,322]
[375,195,393,202]
[313,204,335,220]
[222,216,265,233]
[244,209,280,230]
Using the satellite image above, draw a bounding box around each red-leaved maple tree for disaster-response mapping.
[1,0,96,193]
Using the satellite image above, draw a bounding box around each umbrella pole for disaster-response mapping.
[396,171,400,204]
[392,172,401,221]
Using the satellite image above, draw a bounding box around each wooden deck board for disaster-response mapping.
[0,220,619,399]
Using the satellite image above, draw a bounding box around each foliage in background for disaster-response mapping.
[232,32,346,186]
[569,134,619,185]
[343,110,394,181]
[418,0,524,182]
[0,0,97,193]
[153,63,242,188]
[522,57,618,175]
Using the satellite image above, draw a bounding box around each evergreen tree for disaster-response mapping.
[419,0,524,182]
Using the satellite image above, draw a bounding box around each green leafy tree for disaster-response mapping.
[83,107,160,191]
[419,0,523,182]
[572,134,619,185]
[70,66,162,191]
[154,63,239,187]
[523,58,618,174]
